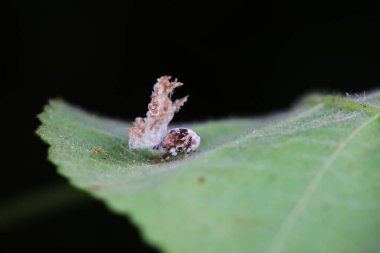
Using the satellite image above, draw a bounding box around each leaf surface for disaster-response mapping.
[37,91,380,253]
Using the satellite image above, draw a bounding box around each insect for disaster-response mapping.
[153,128,201,160]
[128,76,201,161]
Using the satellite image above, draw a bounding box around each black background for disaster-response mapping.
[2,0,380,252]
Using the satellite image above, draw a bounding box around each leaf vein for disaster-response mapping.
[269,114,380,253]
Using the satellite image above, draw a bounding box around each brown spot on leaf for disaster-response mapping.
[346,163,356,171]
[94,149,102,154]
[89,184,101,191]
[234,217,255,230]
[197,176,206,184]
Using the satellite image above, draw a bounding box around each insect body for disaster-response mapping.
[128,76,201,161]
[154,128,201,160]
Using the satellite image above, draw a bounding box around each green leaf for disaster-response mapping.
[37,91,380,253]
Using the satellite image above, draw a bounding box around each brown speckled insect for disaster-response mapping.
[128,76,201,161]
[154,128,201,160]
